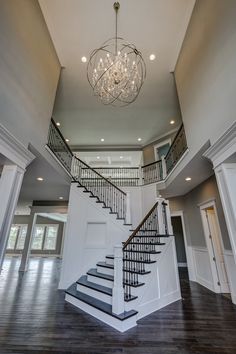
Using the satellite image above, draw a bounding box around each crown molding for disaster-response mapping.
[203,121,236,168]
[0,123,35,169]
[142,127,180,148]
[71,145,142,152]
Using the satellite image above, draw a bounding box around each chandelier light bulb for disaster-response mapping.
[87,2,146,107]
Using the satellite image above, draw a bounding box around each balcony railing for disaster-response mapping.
[47,119,74,174]
[47,119,188,188]
[142,160,163,185]
[81,167,140,187]
[165,124,187,174]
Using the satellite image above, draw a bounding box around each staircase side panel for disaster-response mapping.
[59,184,130,289]
[136,237,181,319]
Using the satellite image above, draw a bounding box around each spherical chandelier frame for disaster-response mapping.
[86,2,146,107]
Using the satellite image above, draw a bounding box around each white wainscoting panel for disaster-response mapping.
[192,247,215,292]
[224,250,236,304]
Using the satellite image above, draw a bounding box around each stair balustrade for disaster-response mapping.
[113,198,171,304]
[165,123,187,175]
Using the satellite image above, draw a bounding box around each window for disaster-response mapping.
[7,225,27,251]
[31,224,59,251]
[154,139,171,160]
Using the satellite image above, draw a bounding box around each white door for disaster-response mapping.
[206,208,230,293]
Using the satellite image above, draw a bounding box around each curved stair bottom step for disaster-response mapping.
[65,285,137,332]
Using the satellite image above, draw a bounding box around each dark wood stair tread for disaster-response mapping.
[87,269,113,282]
[106,255,156,264]
[122,242,165,245]
[97,262,151,275]
[123,250,161,254]
[77,275,112,296]
[87,268,144,287]
[66,284,138,321]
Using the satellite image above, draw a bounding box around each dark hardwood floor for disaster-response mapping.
[0,257,236,354]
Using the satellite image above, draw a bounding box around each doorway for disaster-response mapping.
[200,201,230,293]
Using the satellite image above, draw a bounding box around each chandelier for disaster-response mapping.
[87,2,146,107]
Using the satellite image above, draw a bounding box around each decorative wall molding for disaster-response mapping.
[203,121,236,168]
[0,122,35,169]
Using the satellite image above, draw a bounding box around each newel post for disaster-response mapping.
[125,191,131,225]
[112,244,125,315]
[161,156,167,179]
[164,199,173,235]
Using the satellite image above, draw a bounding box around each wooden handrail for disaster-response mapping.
[165,123,184,160]
[50,118,74,156]
[73,156,126,196]
[123,201,158,249]
[142,159,162,169]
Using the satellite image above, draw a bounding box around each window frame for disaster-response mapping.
[7,224,28,251]
[31,224,59,252]
[153,138,171,161]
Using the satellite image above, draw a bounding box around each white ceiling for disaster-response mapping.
[39,0,195,147]
[76,150,143,167]
[19,149,70,202]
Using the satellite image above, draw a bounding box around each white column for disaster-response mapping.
[19,212,37,272]
[156,197,165,235]
[125,191,131,225]
[161,155,167,179]
[215,163,236,265]
[138,166,143,185]
[0,165,25,272]
[112,244,125,315]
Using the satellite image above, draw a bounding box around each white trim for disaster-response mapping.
[0,122,35,169]
[171,211,195,280]
[199,200,230,293]
[197,198,216,208]
[143,127,179,148]
[203,120,236,168]
[178,262,187,267]
[153,139,171,161]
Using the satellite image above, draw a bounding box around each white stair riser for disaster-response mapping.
[87,274,113,288]
[125,298,138,312]
[65,294,137,332]
[105,258,114,266]
[97,266,114,276]
[77,284,112,305]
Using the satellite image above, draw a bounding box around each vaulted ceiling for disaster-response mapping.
[39,0,195,148]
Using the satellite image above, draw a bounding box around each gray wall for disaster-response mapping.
[0,0,60,156]
[143,131,177,165]
[170,175,231,250]
[9,215,64,255]
[175,0,236,164]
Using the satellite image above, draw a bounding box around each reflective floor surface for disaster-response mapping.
[0,257,236,354]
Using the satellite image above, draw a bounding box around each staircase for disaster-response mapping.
[64,182,179,332]
[47,118,181,332]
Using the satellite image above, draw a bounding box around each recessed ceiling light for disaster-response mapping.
[59,197,63,200]
[185,177,191,181]
[65,139,69,142]
[81,56,87,63]
[97,156,100,159]
[101,138,105,142]
[37,177,44,181]
[120,156,123,159]
[56,122,61,126]
[138,138,142,142]
[149,54,156,61]
[170,120,175,125]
